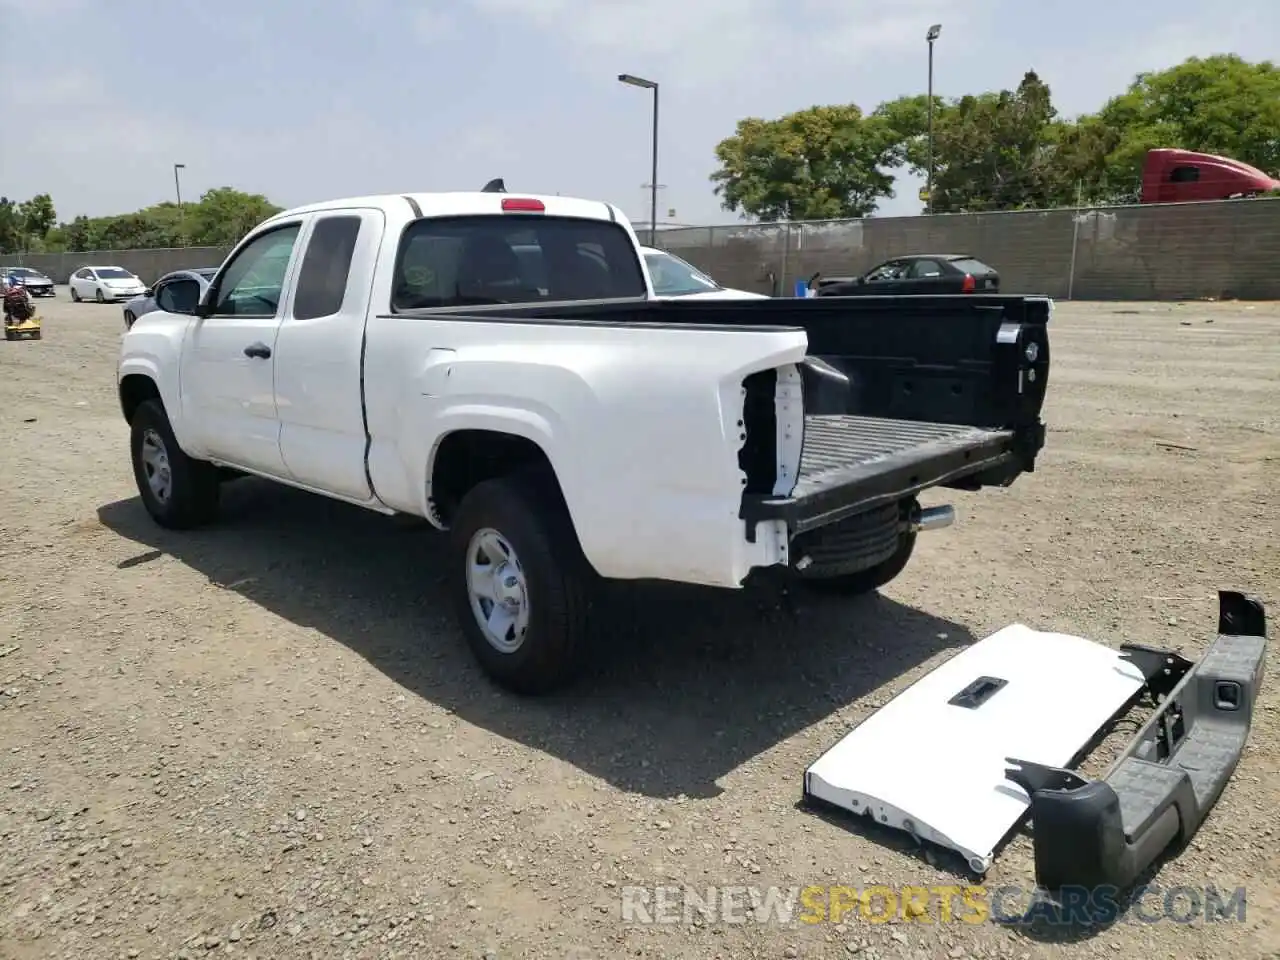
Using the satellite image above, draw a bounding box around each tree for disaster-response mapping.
[0,198,20,254]
[39,188,284,252]
[17,194,57,243]
[1091,54,1280,199]
[188,187,282,245]
[710,105,907,221]
[921,70,1063,213]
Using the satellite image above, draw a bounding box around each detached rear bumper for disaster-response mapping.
[1005,590,1267,892]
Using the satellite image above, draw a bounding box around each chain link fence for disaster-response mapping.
[10,196,1280,300]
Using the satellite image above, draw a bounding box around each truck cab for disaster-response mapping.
[1140,148,1280,203]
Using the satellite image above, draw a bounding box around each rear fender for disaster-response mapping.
[403,331,808,587]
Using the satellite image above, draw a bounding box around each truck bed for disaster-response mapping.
[745,414,1017,535]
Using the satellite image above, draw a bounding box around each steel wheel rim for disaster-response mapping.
[139,428,173,503]
[465,527,530,654]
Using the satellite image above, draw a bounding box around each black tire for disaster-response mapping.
[129,399,220,529]
[95,288,105,303]
[447,474,593,695]
[800,531,917,596]
[123,311,134,329]
[70,287,81,302]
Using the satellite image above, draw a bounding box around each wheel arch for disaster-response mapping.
[427,428,570,529]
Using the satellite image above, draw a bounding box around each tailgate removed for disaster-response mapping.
[803,590,1266,890]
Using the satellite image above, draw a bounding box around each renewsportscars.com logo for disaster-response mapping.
[619,883,1248,926]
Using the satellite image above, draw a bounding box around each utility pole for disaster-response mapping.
[618,73,660,245]
[925,24,941,214]
[173,163,187,246]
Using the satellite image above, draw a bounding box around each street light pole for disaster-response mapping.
[618,73,660,245]
[925,24,941,215]
[173,163,187,246]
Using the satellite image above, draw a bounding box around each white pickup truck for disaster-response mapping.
[117,187,1051,693]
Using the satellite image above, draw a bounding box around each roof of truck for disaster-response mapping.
[267,192,625,225]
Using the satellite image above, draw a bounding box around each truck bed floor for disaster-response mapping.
[794,415,1014,500]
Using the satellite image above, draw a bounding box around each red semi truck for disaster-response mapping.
[1141,148,1280,203]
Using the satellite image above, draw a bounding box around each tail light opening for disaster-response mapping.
[961,273,976,293]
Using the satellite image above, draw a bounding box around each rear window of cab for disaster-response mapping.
[391,216,647,310]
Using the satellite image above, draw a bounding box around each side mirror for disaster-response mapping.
[143,287,153,297]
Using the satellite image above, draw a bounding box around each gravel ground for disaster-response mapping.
[0,293,1277,960]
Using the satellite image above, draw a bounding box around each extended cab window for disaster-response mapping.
[392,216,646,310]
[292,215,362,320]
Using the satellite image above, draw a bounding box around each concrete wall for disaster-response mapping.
[9,247,233,285]
[11,196,1280,300]
[653,196,1280,300]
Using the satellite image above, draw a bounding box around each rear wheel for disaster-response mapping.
[129,399,220,529]
[448,473,593,695]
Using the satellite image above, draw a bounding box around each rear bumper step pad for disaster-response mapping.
[1006,590,1266,892]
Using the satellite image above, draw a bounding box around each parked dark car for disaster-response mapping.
[122,268,219,329]
[813,254,1000,296]
[2,266,56,297]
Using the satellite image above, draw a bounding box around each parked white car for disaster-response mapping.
[640,245,768,300]
[117,188,1050,694]
[70,265,148,303]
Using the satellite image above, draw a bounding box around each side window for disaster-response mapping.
[1169,165,1200,183]
[76,269,90,280]
[866,261,904,281]
[291,216,363,320]
[907,259,943,278]
[210,224,301,317]
[156,278,201,314]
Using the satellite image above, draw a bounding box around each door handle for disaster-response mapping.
[244,343,271,359]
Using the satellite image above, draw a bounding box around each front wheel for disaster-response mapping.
[448,474,593,695]
[70,286,81,302]
[95,288,105,303]
[123,311,135,329]
[129,399,221,529]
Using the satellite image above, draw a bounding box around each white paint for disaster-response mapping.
[119,190,806,589]
[804,623,1148,874]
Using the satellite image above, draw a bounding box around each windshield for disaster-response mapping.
[7,267,41,277]
[392,215,646,310]
[96,268,136,280]
[643,250,722,296]
[195,269,219,279]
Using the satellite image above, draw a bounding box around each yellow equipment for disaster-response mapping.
[3,312,41,340]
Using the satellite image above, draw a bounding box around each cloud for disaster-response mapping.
[464,0,968,87]
[411,6,454,42]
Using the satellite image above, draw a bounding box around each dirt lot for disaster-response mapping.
[0,293,1277,960]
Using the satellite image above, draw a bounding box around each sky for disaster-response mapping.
[2,0,1277,228]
